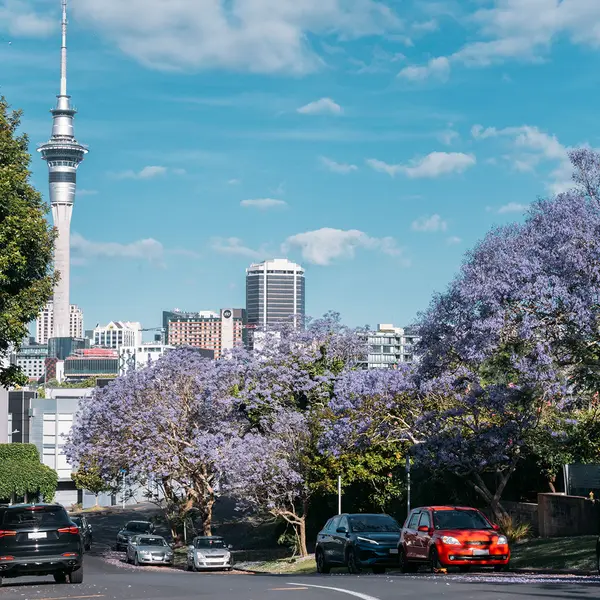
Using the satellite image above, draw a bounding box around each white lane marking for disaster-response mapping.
[288,582,380,600]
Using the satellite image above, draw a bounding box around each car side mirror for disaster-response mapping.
[336,527,348,534]
[492,524,500,531]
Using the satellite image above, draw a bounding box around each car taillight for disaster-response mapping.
[0,556,14,561]
[0,531,16,538]
[62,552,78,557]
[58,526,79,535]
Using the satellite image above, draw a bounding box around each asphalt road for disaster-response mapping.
[1,554,599,600]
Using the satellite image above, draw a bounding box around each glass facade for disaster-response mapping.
[246,260,305,330]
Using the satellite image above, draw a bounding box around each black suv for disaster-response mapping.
[315,513,401,574]
[69,515,93,551]
[0,503,83,586]
[116,520,154,551]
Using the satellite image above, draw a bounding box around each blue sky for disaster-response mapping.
[2,0,599,334]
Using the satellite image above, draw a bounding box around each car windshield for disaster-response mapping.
[137,537,166,546]
[433,510,492,530]
[349,515,400,533]
[3,507,69,528]
[194,538,226,549]
[126,522,151,532]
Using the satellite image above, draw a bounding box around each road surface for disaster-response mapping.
[1,554,599,600]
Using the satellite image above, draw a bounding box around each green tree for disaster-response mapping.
[0,444,58,502]
[71,465,115,506]
[0,97,56,387]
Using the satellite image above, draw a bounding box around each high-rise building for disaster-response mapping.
[362,324,419,369]
[35,302,83,344]
[246,259,305,330]
[93,322,142,349]
[38,0,88,339]
[162,309,245,358]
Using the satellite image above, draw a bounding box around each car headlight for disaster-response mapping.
[356,536,379,545]
[441,536,461,545]
[196,552,205,559]
[496,535,508,545]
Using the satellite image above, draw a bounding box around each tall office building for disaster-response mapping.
[36,302,83,344]
[38,0,88,340]
[246,259,305,330]
[162,309,245,358]
[93,322,142,349]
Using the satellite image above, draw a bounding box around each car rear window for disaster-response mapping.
[127,522,151,532]
[3,507,70,528]
[433,510,492,530]
[138,537,166,546]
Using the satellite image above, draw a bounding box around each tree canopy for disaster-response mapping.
[0,97,55,386]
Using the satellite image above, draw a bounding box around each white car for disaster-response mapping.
[126,534,174,567]
[186,536,233,571]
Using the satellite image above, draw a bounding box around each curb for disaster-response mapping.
[510,568,596,577]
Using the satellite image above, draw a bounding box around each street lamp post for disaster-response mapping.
[120,469,126,509]
[406,456,411,517]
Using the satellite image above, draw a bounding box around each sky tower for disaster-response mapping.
[38,0,88,339]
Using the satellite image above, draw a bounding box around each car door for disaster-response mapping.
[331,516,349,564]
[403,511,421,559]
[320,517,339,563]
[415,510,432,559]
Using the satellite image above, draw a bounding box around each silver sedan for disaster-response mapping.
[126,534,174,567]
[186,536,233,571]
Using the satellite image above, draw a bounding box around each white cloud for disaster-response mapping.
[398,56,450,81]
[210,237,263,259]
[70,0,402,73]
[71,233,165,266]
[0,0,55,37]
[367,152,476,179]
[283,227,404,266]
[438,128,459,146]
[411,19,438,34]
[319,156,358,174]
[297,97,342,115]
[472,124,573,194]
[240,198,287,210]
[396,0,600,82]
[497,202,528,214]
[112,165,170,179]
[447,236,462,245]
[411,214,448,233]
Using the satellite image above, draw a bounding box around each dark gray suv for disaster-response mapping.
[0,503,83,586]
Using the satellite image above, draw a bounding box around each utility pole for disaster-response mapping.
[338,475,342,514]
[406,456,411,517]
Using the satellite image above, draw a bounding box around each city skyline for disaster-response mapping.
[3,1,598,332]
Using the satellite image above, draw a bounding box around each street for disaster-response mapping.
[1,554,599,600]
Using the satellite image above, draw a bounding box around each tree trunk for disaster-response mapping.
[548,476,556,493]
[200,496,214,536]
[296,516,308,557]
[95,493,99,507]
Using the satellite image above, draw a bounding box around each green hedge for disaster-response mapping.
[0,444,58,502]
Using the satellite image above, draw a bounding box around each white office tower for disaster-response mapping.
[35,302,83,344]
[93,322,142,349]
[38,0,88,339]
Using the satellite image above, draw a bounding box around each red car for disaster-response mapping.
[398,506,510,573]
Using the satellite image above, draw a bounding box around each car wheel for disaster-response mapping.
[597,552,599,575]
[69,567,84,584]
[429,547,444,573]
[347,548,362,574]
[316,549,331,574]
[398,548,418,574]
[53,572,67,584]
[191,559,198,572]
[134,553,140,567]
[372,566,385,574]
[458,565,471,573]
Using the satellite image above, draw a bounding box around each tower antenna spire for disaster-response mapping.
[60,0,67,97]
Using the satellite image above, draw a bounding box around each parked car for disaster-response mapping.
[116,520,154,551]
[398,506,510,573]
[126,534,173,566]
[69,515,92,551]
[186,536,233,571]
[0,503,83,586]
[315,513,401,574]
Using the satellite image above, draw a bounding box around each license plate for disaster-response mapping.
[28,532,47,540]
[472,549,489,556]
[389,549,398,554]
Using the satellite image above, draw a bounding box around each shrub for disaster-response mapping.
[497,514,532,543]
